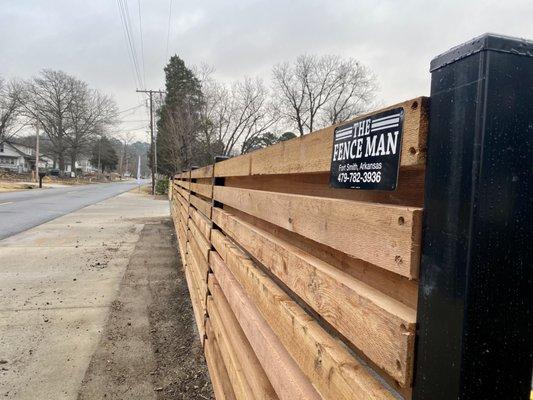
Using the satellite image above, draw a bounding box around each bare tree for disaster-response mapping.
[209,77,278,156]
[196,67,226,161]
[321,59,377,126]
[19,70,77,172]
[65,82,117,175]
[272,54,377,136]
[272,61,308,136]
[0,78,25,141]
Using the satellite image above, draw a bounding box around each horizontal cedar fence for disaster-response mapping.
[171,97,429,399]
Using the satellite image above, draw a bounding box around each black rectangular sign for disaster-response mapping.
[329,107,404,190]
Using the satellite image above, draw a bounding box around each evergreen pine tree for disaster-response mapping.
[156,56,205,176]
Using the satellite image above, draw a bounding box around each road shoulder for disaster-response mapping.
[0,191,173,399]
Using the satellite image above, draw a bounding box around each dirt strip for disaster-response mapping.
[77,219,213,400]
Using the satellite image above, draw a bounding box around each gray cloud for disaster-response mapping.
[1,0,532,139]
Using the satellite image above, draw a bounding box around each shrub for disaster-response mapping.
[156,179,169,195]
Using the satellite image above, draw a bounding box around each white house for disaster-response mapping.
[0,141,53,173]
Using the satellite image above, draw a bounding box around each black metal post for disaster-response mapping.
[413,33,533,400]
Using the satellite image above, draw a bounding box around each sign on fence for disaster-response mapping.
[329,107,404,190]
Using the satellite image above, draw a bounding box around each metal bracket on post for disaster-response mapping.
[413,33,533,400]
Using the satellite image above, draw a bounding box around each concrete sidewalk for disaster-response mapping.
[0,191,169,399]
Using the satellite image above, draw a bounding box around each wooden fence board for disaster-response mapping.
[208,275,279,400]
[191,164,214,179]
[214,186,422,278]
[188,217,211,261]
[212,232,400,397]
[176,190,189,209]
[209,250,321,400]
[179,205,189,228]
[186,242,208,308]
[214,98,428,177]
[207,296,256,400]
[190,193,212,218]
[176,179,190,190]
[177,186,189,200]
[188,236,209,287]
[214,153,252,177]
[205,335,237,400]
[214,207,416,386]
[190,207,212,240]
[190,182,213,199]
[224,168,425,207]
[183,262,205,341]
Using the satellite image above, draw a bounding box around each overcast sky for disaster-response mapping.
[1,0,532,140]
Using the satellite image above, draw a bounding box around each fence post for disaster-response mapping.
[413,33,533,399]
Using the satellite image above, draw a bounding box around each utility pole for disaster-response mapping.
[34,124,40,182]
[97,136,102,173]
[136,89,165,195]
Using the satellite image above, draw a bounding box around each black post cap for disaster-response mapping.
[430,33,533,71]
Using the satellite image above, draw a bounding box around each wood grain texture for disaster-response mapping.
[185,254,204,312]
[205,335,237,400]
[214,153,252,177]
[183,262,205,341]
[179,204,189,228]
[190,182,213,199]
[177,186,189,201]
[209,250,321,400]
[188,239,209,295]
[176,190,189,209]
[208,275,279,400]
[207,296,257,400]
[212,233,398,399]
[191,164,214,179]
[176,179,190,190]
[214,186,422,278]
[214,207,416,386]
[190,207,212,241]
[190,193,212,219]
[224,168,425,208]
[214,97,428,177]
[221,205,419,309]
[188,217,210,262]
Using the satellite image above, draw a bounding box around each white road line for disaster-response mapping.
[0,202,13,206]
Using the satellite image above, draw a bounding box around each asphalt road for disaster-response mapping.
[0,180,148,240]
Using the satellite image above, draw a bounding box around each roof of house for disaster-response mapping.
[0,140,29,158]
[1,140,53,162]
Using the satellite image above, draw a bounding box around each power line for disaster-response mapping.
[137,0,146,88]
[118,104,144,114]
[116,0,143,89]
[116,0,140,91]
[165,0,173,64]
[123,0,144,88]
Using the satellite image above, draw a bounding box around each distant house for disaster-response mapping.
[0,140,53,173]
[65,156,98,175]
